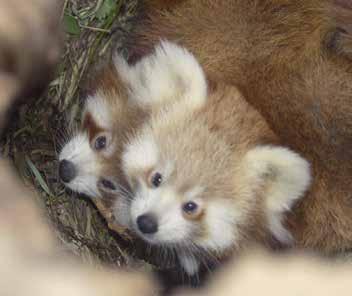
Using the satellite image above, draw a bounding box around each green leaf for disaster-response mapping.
[25,156,53,197]
[96,0,117,20]
[63,14,81,35]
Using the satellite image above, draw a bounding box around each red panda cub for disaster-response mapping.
[116,41,311,276]
[57,42,204,230]
[57,61,148,230]
[128,0,352,254]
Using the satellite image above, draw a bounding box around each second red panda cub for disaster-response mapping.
[115,41,311,275]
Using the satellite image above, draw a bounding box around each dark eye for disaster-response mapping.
[151,172,162,188]
[94,136,106,150]
[182,201,198,214]
[101,179,116,190]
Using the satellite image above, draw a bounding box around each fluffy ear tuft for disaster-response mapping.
[113,40,207,111]
[244,145,311,243]
[82,94,112,130]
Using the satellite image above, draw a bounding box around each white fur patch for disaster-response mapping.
[59,133,101,198]
[198,199,238,252]
[185,186,204,200]
[83,93,112,130]
[114,40,207,111]
[245,145,311,242]
[178,253,200,276]
[268,214,293,245]
[122,130,159,173]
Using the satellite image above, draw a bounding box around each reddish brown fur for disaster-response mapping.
[87,64,148,161]
[84,65,148,237]
[82,112,105,143]
[126,0,352,253]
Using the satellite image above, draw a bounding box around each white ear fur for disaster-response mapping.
[122,129,159,174]
[82,93,112,130]
[113,40,207,111]
[244,145,311,243]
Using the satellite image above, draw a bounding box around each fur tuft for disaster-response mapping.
[178,253,200,276]
[113,40,207,111]
[83,93,112,130]
[122,130,159,174]
[244,145,311,243]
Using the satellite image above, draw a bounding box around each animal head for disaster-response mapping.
[57,58,145,198]
[117,42,311,274]
[58,89,121,197]
[122,112,238,247]
[122,112,311,249]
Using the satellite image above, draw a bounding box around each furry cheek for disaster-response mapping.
[157,208,194,244]
[129,190,156,223]
[196,200,238,252]
[59,132,102,197]
[59,133,91,162]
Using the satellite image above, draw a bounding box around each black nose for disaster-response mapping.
[59,160,77,183]
[137,214,158,234]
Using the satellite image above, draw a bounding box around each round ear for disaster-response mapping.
[244,145,311,243]
[113,40,207,112]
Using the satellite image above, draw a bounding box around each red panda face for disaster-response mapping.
[121,115,240,255]
[121,105,311,275]
[58,95,117,197]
